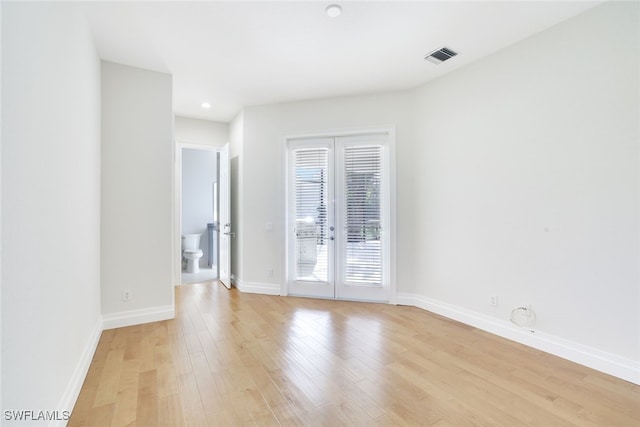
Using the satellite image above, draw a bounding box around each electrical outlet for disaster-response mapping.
[266,268,274,277]
[490,295,499,307]
[123,290,132,301]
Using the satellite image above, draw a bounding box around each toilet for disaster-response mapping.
[182,234,203,274]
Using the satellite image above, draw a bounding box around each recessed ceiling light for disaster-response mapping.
[325,4,342,18]
[201,102,211,109]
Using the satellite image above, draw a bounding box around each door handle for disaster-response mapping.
[224,232,235,237]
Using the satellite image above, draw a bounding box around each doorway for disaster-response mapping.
[286,131,393,302]
[175,143,231,288]
[180,147,219,284]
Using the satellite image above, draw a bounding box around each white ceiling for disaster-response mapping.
[82,1,601,122]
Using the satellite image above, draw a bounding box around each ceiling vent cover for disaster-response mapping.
[425,47,458,64]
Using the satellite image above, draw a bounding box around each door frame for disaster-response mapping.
[173,141,226,287]
[282,126,397,304]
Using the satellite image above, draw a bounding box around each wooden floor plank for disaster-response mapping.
[110,358,140,427]
[136,370,159,426]
[69,281,640,426]
[157,394,185,427]
[92,349,125,408]
[177,372,208,427]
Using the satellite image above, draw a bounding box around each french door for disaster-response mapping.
[287,133,390,302]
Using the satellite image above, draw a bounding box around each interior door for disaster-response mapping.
[219,143,232,289]
[288,133,390,302]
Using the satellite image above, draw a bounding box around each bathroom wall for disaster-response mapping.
[1,1,102,418]
[182,148,217,267]
[101,61,174,322]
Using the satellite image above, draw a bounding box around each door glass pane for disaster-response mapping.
[294,148,329,282]
[343,146,382,286]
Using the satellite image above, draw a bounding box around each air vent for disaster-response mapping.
[425,47,458,64]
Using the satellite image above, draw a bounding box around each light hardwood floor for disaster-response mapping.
[69,282,640,426]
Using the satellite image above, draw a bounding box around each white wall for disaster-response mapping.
[1,0,5,416]
[0,3,4,410]
[175,115,229,148]
[1,1,102,419]
[182,148,217,266]
[410,1,639,363]
[235,90,417,292]
[101,61,174,321]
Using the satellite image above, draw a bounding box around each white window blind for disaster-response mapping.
[342,145,383,286]
[293,148,329,282]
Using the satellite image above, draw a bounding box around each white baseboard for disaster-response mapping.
[232,276,281,296]
[52,318,103,427]
[396,293,640,385]
[102,305,175,330]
